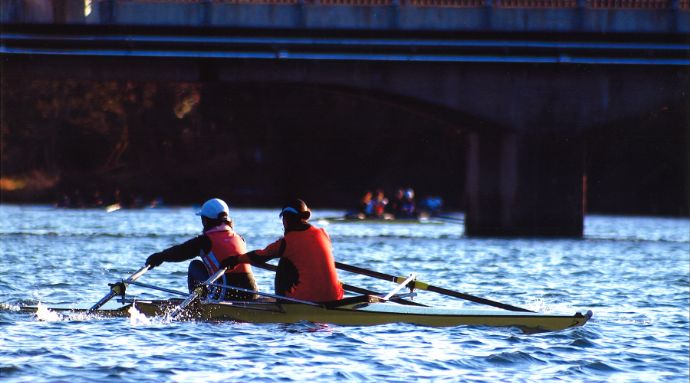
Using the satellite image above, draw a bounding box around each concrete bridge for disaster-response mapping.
[2,0,689,33]
[1,0,689,236]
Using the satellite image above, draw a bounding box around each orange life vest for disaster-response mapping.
[203,225,252,275]
[258,226,344,302]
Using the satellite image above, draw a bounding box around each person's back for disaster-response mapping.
[202,223,256,300]
[400,188,417,218]
[386,188,404,218]
[277,225,342,302]
[360,191,373,217]
[420,195,443,215]
[371,189,388,218]
[221,199,344,303]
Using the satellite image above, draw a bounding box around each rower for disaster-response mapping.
[145,198,258,301]
[399,188,417,218]
[220,199,344,303]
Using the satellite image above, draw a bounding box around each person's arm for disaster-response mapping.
[220,238,285,269]
[146,235,211,269]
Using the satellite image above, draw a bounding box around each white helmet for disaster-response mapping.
[196,198,230,220]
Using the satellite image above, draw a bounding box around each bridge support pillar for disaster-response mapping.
[464,132,585,237]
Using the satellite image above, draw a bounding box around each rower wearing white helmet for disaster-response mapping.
[399,188,417,218]
[145,198,258,300]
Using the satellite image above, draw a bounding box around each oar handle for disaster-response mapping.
[335,262,533,312]
[125,265,150,283]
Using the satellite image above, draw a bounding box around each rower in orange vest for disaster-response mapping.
[221,199,344,303]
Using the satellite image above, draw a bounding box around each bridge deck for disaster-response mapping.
[1,0,688,34]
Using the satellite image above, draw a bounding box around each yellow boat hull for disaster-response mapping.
[132,298,591,332]
[14,297,592,332]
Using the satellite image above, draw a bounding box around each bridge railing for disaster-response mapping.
[75,0,687,8]
[2,0,687,33]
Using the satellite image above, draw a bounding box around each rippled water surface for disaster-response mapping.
[1,205,688,382]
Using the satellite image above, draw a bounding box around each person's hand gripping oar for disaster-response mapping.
[88,265,150,312]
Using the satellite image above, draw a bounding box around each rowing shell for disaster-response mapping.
[317,217,445,225]
[15,295,592,333]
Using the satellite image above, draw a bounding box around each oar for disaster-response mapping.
[431,214,465,223]
[334,262,533,312]
[209,282,321,306]
[169,267,227,319]
[89,265,150,312]
[250,262,427,307]
[127,281,189,297]
[383,273,416,300]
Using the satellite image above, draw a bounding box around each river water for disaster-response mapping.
[0,205,688,382]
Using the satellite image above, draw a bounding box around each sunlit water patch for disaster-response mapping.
[128,304,153,326]
[35,303,62,322]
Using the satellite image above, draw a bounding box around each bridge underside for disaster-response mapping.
[465,132,585,236]
[2,28,688,237]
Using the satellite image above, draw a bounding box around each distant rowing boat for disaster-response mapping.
[15,295,592,333]
[318,217,445,225]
